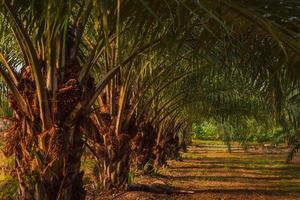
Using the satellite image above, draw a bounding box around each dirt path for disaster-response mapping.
[109,141,300,200]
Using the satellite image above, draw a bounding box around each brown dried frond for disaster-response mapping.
[7,66,37,116]
[38,126,62,161]
[80,117,103,144]
[3,123,22,157]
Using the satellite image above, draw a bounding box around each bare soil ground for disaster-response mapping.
[95,141,300,200]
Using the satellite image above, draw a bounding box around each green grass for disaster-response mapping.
[0,175,17,199]
[0,158,17,199]
[81,158,96,172]
[0,140,17,199]
[192,139,225,145]
[191,139,282,147]
[81,157,97,185]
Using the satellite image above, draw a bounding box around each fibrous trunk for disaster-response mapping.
[130,121,156,173]
[4,65,91,199]
[13,124,85,200]
[153,132,181,168]
[88,113,138,190]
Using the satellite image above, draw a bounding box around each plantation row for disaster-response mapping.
[0,0,299,199]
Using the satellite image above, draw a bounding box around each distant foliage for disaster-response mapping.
[0,84,11,117]
[192,122,218,140]
[192,120,281,144]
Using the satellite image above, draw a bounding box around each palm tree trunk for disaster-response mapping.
[11,122,85,200]
[4,66,88,199]
[95,129,131,190]
[87,112,137,190]
[130,122,156,173]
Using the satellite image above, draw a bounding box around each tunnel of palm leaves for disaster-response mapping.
[0,0,299,199]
